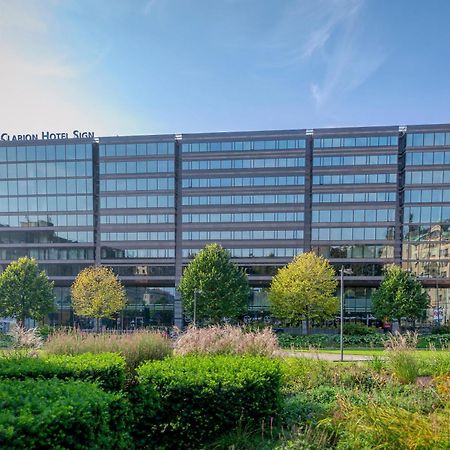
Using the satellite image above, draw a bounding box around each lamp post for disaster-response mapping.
[340,266,353,362]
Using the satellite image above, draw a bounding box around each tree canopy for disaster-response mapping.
[71,266,126,325]
[178,243,251,324]
[372,264,429,325]
[0,257,55,325]
[269,252,338,325]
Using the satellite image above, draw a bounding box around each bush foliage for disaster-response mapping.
[0,379,131,449]
[0,352,126,391]
[137,355,282,448]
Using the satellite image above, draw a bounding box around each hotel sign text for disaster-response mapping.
[0,130,95,141]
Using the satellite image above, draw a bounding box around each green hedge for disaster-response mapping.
[0,379,131,449]
[0,353,126,391]
[278,333,450,349]
[137,355,282,448]
[278,333,387,349]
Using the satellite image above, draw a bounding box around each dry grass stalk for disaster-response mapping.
[44,328,171,369]
[174,325,279,357]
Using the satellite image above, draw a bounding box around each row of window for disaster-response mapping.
[101,248,175,259]
[182,193,304,206]
[312,191,396,203]
[312,227,394,241]
[99,178,174,192]
[0,214,93,228]
[182,230,303,241]
[99,142,174,157]
[182,139,306,153]
[100,160,174,175]
[313,135,398,149]
[182,176,305,189]
[314,245,394,259]
[182,212,304,223]
[406,132,450,148]
[405,189,450,203]
[100,214,175,225]
[406,151,450,166]
[405,170,450,185]
[0,248,94,260]
[0,230,93,244]
[100,232,175,241]
[313,173,396,185]
[183,247,303,258]
[312,209,395,223]
[0,196,93,213]
[182,157,305,171]
[0,179,92,197]
[313,154,397,167]
[403,246,450,264]
[0,144,91,162]
[403,224,450,241]
[100,195,174,209]
[0,161,92,179]
[404,206,450,224]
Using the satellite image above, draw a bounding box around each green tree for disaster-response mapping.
[179,244,251,324]
[269,252,338,327]
[373,264,429,327]
[71,266,126,329]
[0,257,55,326]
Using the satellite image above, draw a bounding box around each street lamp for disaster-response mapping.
[193,289,202,327]
[340,266,353,362]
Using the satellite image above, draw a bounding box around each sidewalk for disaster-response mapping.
[277,350,373,362]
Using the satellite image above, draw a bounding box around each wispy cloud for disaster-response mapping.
[261,0,386,109]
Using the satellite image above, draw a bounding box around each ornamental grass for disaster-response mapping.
[173,325,279,357]
[44,328,171,370]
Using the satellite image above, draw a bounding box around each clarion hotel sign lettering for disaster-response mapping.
[0,130,95,141]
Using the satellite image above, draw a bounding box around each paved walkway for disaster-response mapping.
[277,350,373,361]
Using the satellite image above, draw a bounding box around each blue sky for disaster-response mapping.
[1,0,450,136]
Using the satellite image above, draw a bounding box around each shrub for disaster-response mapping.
[280,358,335,394]
[137,355,282,448]
[283,386,339,426]
[342,323,377,336]
[0,379,131,449]
[431,325,450,335]
[44,329,171,370]
[0,352,126,391]
[174,325,279,356]
[418,334,450,349]
[278,333,386,349]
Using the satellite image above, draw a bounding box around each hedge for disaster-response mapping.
[278,333,450,349]
[137,355,282,448]
[0,379,131,449]
[0,353,126,391]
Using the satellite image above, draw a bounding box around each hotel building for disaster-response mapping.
[0,124,449,327]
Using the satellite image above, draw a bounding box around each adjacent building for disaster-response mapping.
[0,124,449,327]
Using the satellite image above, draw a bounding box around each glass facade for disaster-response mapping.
[1,125,450,326]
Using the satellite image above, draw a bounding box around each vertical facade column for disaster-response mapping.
[303,132,314,252]
[92,142,101,265]
[174,136,184,328]
[394,128,407,265]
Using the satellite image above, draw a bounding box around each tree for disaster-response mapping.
[0,257,55,326]
[71,266,126,329]
[269,252,338,327]
[372,264,429,327]
[178,244,251,324]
